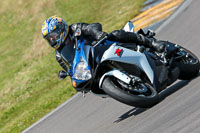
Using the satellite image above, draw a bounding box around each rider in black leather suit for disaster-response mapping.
[41,16,165,79]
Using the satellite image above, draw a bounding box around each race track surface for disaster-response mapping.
[25,0,200,133]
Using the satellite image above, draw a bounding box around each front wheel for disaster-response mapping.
[102,77,159,108]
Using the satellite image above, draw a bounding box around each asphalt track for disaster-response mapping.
[24,0,200,133]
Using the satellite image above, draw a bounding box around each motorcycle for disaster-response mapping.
[59,22,200,108]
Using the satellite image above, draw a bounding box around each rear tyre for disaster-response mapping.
[176,47,200,80]
[102,77,159,108]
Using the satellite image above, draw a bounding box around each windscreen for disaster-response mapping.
[60,43,75,69]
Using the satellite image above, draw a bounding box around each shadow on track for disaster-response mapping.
[114,73,199,123]
[114,107,146,123]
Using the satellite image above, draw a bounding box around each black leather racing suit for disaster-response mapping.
[56,22,155,72]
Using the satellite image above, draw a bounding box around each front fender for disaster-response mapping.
[99,69,131,89]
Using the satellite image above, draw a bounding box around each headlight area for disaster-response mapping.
[73,59,92,80]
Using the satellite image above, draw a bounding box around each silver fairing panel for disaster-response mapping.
[101,43,154,83]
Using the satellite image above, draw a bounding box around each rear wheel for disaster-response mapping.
[102,76,159,108]
[176,47,200,80]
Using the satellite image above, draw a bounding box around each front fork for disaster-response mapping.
[99,69,143,89]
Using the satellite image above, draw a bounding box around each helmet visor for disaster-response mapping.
[45,29,61,48]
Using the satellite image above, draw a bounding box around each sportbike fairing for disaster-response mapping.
[101,43,154,83]
[60,21,135,76]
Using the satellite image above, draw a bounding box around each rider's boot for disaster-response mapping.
[137,34,166,52]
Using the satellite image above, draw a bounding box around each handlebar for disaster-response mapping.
[93,35,108,48]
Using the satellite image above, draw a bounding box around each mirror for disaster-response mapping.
[122,21,135,33]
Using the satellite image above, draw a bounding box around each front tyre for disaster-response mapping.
[102,77,159,108]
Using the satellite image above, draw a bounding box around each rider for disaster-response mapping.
[41,16,166,79]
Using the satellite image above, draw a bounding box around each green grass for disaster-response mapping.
[0,0,145,132]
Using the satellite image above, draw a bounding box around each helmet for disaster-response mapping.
[41,16,69,49]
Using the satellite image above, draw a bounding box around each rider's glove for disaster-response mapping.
[58,70,68,80]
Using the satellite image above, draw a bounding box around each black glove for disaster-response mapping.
[58,70,68,80]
